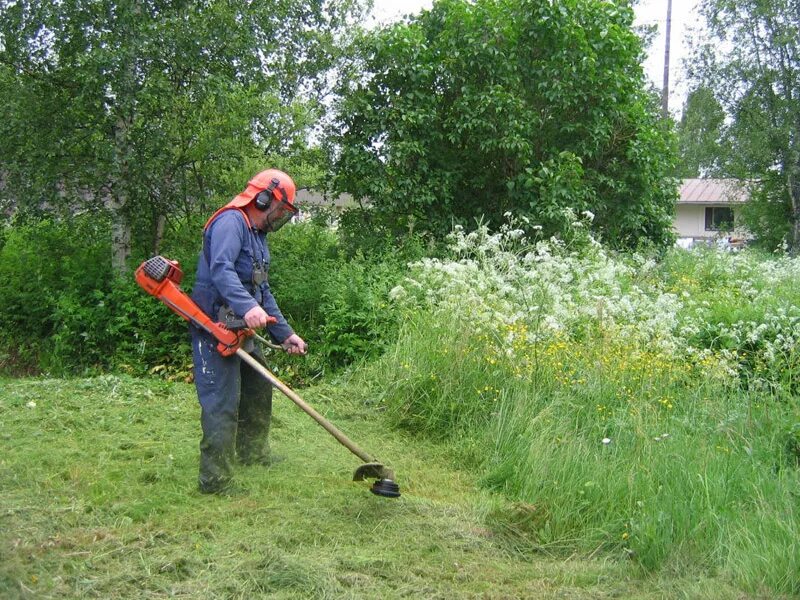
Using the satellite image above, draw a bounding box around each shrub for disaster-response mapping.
[268,219,340,330]
[318,253,405,368]
[0,214,199,376]
[270,220,413,375]
[0,215,111,373]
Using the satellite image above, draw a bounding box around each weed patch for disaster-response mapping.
[375,225,800,596]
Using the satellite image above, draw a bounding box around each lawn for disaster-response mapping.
[0,375,766,599]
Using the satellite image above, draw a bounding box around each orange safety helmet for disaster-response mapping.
[249,169,296,211]
[205,168,298,232]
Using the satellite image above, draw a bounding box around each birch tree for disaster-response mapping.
[0,0,367,272]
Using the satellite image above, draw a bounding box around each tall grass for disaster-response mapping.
[371,219,800,595]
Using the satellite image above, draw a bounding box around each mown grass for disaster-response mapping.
[0,375,773,599]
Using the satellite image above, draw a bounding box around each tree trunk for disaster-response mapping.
[111,112,133,275]
[108,193,132,274]
[787,144,800,252]
[153,213,166,256]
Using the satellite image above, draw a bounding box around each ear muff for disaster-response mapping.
[254,177,281,211]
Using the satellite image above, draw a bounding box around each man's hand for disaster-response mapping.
[243,305,272,328]
[281,333,307,355]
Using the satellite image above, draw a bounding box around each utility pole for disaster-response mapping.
[661,0,673,118]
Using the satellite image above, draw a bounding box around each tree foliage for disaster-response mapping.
[0,0,367,271]
[327,0,678,249]
[675,86,726,177]
[689,0,800,249]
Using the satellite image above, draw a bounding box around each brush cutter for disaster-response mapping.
[134,255,400,498]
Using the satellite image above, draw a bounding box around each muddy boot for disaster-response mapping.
[198,426,237,492]
[198,478,246,496]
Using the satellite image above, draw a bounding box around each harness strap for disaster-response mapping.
[201,207,268,307]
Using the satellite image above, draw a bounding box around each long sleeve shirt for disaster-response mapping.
[191,208,293,343]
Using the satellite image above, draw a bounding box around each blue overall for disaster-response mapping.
[190,208,293,491]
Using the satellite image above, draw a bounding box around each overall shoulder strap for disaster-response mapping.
[203,206,251,231]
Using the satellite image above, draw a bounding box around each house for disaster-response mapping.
[294,189,358,215]
[674,178,750,247]
[293,189,359,224]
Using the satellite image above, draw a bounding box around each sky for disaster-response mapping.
[369,0,703,116]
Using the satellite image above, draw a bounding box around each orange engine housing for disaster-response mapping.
[134,256,270,356]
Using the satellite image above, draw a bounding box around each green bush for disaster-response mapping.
[268,218,340,329]
[0,214,199,376]
[318,253,404,368]
[48,276,193,377]
[0,215,111,373]
[0,215,412,379]
[269,220,414,377]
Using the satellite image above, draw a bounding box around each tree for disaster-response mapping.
[326,0,678,249]
[675,86,726,177]
[689,0,800,249]
[0,0,368,272]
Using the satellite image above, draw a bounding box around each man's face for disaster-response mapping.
[269,202,293,222]
[250,197,296,232]
[248,206,270,231]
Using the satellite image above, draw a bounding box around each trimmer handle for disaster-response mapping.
[217,306,277,331]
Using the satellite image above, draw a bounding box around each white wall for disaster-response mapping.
[674,205,707,238]
[674,205,745,240]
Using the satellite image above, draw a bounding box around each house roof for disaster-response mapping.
[678,178,749,205]
[294,189,357,209]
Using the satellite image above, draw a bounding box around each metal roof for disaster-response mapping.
[678,178,749,204]
[295,189,357,209]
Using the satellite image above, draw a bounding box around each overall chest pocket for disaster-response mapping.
[233,245,255,284]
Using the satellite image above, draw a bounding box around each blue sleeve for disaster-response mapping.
[205,211,259,318]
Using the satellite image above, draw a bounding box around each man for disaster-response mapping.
[190,168,307,494]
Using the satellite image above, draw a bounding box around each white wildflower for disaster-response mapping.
[388,285,407,301]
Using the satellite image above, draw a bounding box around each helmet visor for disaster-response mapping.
[264,197,298,232]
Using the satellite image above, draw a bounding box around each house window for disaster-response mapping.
[705,207,734,231]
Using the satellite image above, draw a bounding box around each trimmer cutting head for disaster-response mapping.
[370,478,401,498]
[353,462,401,498]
